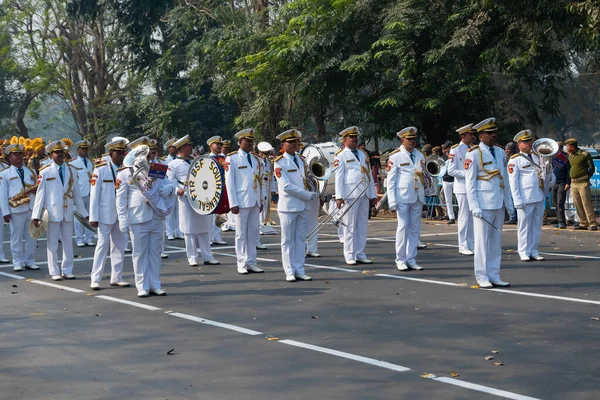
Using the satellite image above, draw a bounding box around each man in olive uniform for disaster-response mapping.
[565,138,597,231]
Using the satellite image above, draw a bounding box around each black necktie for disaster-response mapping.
[352,150,360,161]
[83,158,88,168]
[410,153,415,163]
[59,165,64,185]
[247,153,252,167]
[293,156,300,168]
[185,158,191,165]
[17,168,25,186]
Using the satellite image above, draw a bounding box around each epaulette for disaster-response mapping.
[71,165,82,170]
[299,154,306,159]
[228,151,238,156]
[388,149,400,156]
[451,143,459,149]
[117,166,128,172]
[102,152,109,157]
[93,158,103,164]
[252,153,261,161]
[274,155,283,162]
[510,153,520,159]
[468,145,479,152]
[0,166,9,172]
[495,144,503,149]
[40,164,50,171]
[159,155,167,160]
[40,156,48,161]
[581,151,589,157]
[335,149,343,156]
[95,161,108,167]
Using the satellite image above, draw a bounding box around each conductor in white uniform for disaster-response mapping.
[225,129,264,275]
[334,126,377,265]
[465,118,510,288]
[447,124,476,256]
[0,143,38,271]
[386,127,425,271]
[508,130,554,262]
[32,140,88,281]
[273,129,318,281]
[89,138,130,290]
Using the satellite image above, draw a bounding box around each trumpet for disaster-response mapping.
[8,184,38,208]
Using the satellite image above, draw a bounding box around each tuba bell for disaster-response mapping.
[123,145,153,192]
[424,154,447,178]
[532,138,559,174]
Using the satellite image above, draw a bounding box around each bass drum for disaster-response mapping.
[301,142,340,196]
[186,156,230,215]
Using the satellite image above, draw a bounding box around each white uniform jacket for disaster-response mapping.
[274,152,313,212]
[334,148,376,200]
[465,144,509,211]
[508,153,555,208]
[70,156,93,197]
[0,165,37,216]
[447,142,469,194]
[32,162,88,222]
[116,167,154,225]
[89,161,119,225]
[386,146,426,207]
[225,150,262,209]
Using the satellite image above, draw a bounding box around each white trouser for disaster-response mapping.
[90,222,126,283]
[235,206,260,269]
[306,201,319,254]
[517,201,543,258]
[130,218,163,292]
[455,193,474,251]
[329,199,344,240]
[161,221,166,253]
[442,182,455,220]
[74,195,93,244]
[46,220,74,276]
[279,210,307,277]
[342,196,369,262]
[473,208,505,284]
[185,232,213,264]
[211,214,224,242]
[166,198,181,237]
[395,201,422,265]
[10,210,36,267]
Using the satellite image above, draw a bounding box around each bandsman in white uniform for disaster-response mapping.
[386,127,426,271]
[274,129,318,281]
[207,136,228,246]
[225,129,264,274]
[116,136,175,297]
[148,139,169,259]
[167,135,220,267]
[447,124,476,256]
[89,138,130,290]
[334,126,377,265]
[508,130,554,262]
[32,140,88,280]
[255,142,274,250]
[221,139,237,232]
[70,140,95,247]
[0,143,38,270]
[163,138,183,240]
[465,118,510,288]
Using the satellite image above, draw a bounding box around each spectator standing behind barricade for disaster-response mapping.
[565,138,598,231]
[551,142,570,229]
[504,142,518,224]
[441,141,455,224]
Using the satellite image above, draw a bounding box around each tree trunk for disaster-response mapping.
[15,92,35,138]
[314,112,326,142]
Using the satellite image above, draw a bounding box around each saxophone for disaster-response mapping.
[9,184,38,208]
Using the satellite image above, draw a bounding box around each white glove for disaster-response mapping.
[159,185,173,198]
[119,220,129,233]
[472,208,483,219]
[388,203,397,211]
[310,192,319,200]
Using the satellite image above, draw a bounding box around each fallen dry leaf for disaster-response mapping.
[491,350,499,354]
[267,337,279,341]
[421,373,437,379]
[30,312,46,316]
[485,356,495,360]
[451,371,459,377]
[471,285,480,289]
[493,362,505,366]
[591,317,600,321]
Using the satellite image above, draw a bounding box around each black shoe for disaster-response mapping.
[447,219,455,225]
[574,225,586,230]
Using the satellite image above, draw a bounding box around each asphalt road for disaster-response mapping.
[1,217,599,400]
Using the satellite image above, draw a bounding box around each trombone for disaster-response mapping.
[305,180,368,243]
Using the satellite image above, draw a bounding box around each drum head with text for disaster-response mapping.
[186,156,225,215]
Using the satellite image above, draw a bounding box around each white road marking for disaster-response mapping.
[95,295,162,311]
[432,377,541,400]
[305,263,360,273]
[376,273,465,287]
[0,271,25,279]
[539,251,600,260]
[30,280,86,293]
[168,312,263,336]
[489,288,600,305]
[279,339,410,372]
[214,253,279,262]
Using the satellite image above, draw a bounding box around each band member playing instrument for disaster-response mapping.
[508,130,555,262]
[274,129,318,281]
[448,124,476,256]
[163,138,183,240]
[32,140,88,281]
[0,143,38,270]
[70,140,95,247]
[465,118,510,288]
[225,129,264,275]
[167,135,220,267]
[89,138,130,290]
[220,139,237,232]
[386,127,426,271]
[207,136,228,246]
[334,126,377,265]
